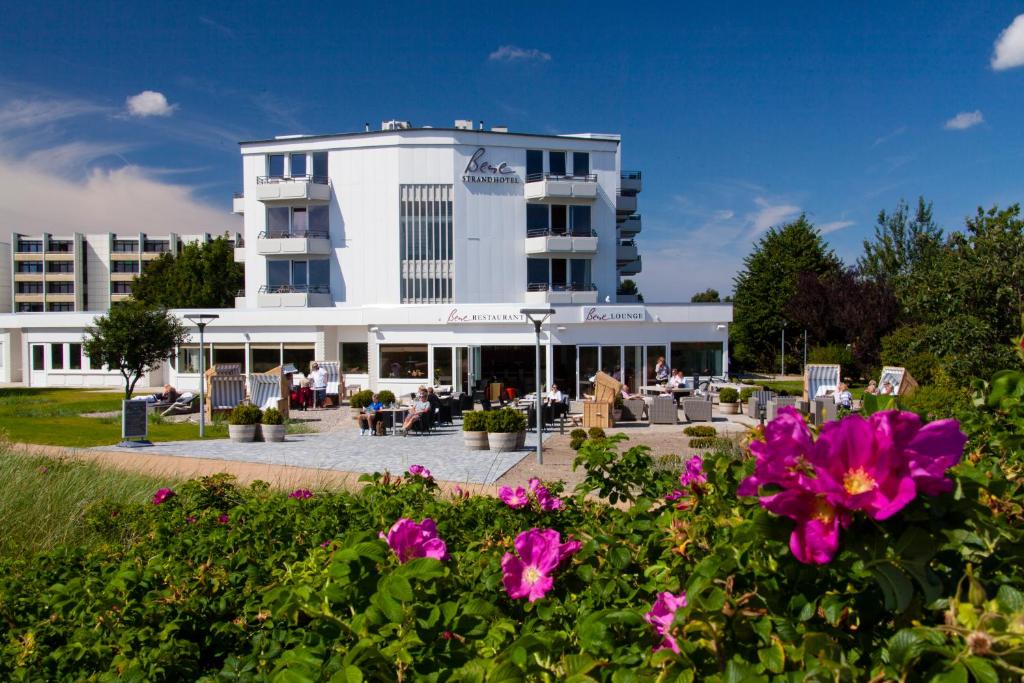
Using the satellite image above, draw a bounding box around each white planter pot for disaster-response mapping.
[515,430,526,449]
[719,403,740,415]
[488,432,518,452]
[464,431,489,451]
[228,424,258,443]
[262,424,286,442]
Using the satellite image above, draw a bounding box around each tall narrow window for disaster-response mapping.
[267,207,289,237]
[309,260,329,288]
[399,184,453,303]
[312,151,328,179]
[267,261,290,288]
[51,344,64,370]
[69,343,82,370]
[572,152,590,177]
[551,259,568,288]
[290,153,307,177]
[551,205,567,235]
[526,149,543,178]
[292,261,308,287]
[309,205,329,235]
[267,154,285,178]
[527,258,548,289]
[570,259,591,289]
[570,206,591,236]
[292,208,308,236]
[549,151,566,176]
[527,204,549,235]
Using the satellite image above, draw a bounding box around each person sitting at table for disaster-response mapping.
[358,393,385,435]
[880,380,895,395]
[402,389,432,435]
[864,379,878,395]
[547,383,566,419]
[621,385,640,400]
[666,370,684,389]
[426,386,442,418]
[654,356,669,383]
[833,382,853,410]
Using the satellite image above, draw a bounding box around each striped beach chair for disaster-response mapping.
[804,364,840,402]
[206,375,246,419]
[249,373,287,413]
[878,366,918,397]
[213,363,242,376]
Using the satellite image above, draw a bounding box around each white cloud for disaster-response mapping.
[819,220,855,234]
[992,14,1024,70]
[944,110,984,130]
[748,197,801,234]
[125,90,177,118]
[488,45,552,63]
[0,97,108,134]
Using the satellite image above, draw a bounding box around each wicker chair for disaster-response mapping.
[649,396,678,424]
[767,396,802,421]
[747,390,775,420]
[621,397,647,421]
[682,398,713,422]
[813,397,838,424]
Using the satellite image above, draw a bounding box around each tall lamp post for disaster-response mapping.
[185,314,219,438]
[521,308,555,465]
[781,321,788,377]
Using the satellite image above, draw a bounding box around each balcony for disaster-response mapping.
[256,230,331,256]
[618,214,642,237]
[524,229,598,256]
[524,173,598,204]
[255,176,331,204]
[619,255,643,276]
[616,240,639,265]
[256,284,332,308]
[233,192,245,214]
[525,283,599,305]
[620,171,642,194]
[616,194,638,215]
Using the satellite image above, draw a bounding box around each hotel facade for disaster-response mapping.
[0,121,731,397]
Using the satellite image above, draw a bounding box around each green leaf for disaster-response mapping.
[563,654,599,676]
[328,666,364,683]
[608,546,631,570]
[757,638,785,674]
[963,657,998,683]
[929,663,968,683]
[996,584,1024,612]
[379,574,413,603]
[871,562,914,612]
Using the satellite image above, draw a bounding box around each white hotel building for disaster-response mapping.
[0,120,731,397]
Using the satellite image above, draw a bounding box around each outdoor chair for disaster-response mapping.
[649,395,678,424]
[621,397,647,421]
[878,366,918,397]
[437,396,453,426]
[767,396,802,421]
[682,398,713,422]
[161,393,197,417]
[249,373,287,414]
[813,397,838,424]
[213,363,242,376]
[206,375,246,419]
[805,364,840,402]
[747,390,775,420]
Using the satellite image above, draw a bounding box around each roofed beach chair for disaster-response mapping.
[879,366,918,397]
[205,373,246,420]
[249,372,288,415]
[804,364,840,402]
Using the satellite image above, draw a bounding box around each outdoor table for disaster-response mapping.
[376,407,409,435]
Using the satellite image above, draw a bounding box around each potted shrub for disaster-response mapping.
[377,390,397,407]
[349,390,374,409]
[261,407,285,442]
[718,387,740,414]
[486,407,527,452]
[462,410,489,450]
[228,403,262,443]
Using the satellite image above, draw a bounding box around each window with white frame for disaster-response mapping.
[399,184,453,304]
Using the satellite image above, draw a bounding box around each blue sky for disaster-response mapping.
[1,2,1023,300]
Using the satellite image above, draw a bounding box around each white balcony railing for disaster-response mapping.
[524,229,598,256]
[256,230,331,256]
[524,173,598,204]
[255,176,331,203]
[525,283,599,305]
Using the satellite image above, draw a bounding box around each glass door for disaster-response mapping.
[577,346,599,398]
[624,346,642,393]
[453,346,481,395]
[30,344,46,387]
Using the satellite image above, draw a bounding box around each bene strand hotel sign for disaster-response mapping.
[462,148,520,184]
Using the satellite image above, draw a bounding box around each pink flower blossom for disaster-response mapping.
[152,488,175,505]
[645,591,688,653]
[407,464,432,479]
[499,486,530,509]
[665,490,684,501]
[529,478,565,511]
[218,513,230,525]
[320,540,333,548]
[501,528,581,602]
[382,518,448,563]
[288,488,313,500]
[679,455,707,488]
[739,409,966,564]
[185,515,197,524]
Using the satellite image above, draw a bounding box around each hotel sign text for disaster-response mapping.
[446,308,526,324]
[581,306,646,323]
[462,148,520,184]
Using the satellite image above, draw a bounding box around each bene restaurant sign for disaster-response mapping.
[462,148,520,184]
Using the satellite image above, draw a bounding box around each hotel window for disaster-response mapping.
[551,205,567,235]
[47,261,74,273]
[399,184,453,304]
[17,282,43,294]
[267,154,285,178]
[17,240,42,253]
[573,152,590,177]
[526,149,543,178]
[312,151,328,179]
[143,240,169,253]
[213,346,245,367]
[48,303,75,312]
[176,346,211,374]
[548,151,566,177]
[48,240,73,252]
[112,282,133,294]
[380,344,428,379]
[570,206,591,236]
[47,282,74,294]
[266,259,328,291]
[112,260,139,273]
[113,239,138,252]
[69,343,82,370]
[340,342,369,374]
[250,346,281,373]
[51,343,64,370]
[17,303,43,312]
[16,261,43,273]
[527,204,549,235]
[290,153,307,177]
[527,258,548,289]
[32,345,45,370]
[570,259,591,289]
[283,345,315,376]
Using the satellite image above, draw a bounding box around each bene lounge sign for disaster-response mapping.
[462,148,520,184]
[581,306,646,323]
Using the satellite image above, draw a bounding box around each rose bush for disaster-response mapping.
[0,366,1022,680]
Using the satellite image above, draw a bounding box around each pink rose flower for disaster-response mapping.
[529,478,565,511]
[407,464,432,479]
[288,488,313,500]
[218,513,230,525]
[679,455,707,488]
[644,591,688,653]
[499,486,530,509]
[501,528,581,602]
[152,488,175,505]
[382,518,448,563]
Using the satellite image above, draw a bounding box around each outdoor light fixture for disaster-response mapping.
[520,308,555,465]
[369,326,379,333]
[556,325,567,332]
[184,314,219,438]
[717,324,727,330]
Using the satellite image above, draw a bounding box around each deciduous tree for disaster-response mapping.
[132,236,243,308]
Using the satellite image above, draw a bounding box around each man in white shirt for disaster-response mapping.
[309,362,328,408]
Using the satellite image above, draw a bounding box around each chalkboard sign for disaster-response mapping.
[122,400,149,440]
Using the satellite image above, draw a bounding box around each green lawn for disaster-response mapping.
[0,388,227,447]
[752,380,870,399]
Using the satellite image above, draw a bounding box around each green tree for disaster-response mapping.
[616,279,644,302]
[857,197,943,284]
[731,216,841,370]
[132,236,243,308]
[82,301,189,399]
[690,288,721,303]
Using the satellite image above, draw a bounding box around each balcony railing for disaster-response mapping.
[233,191,244,198]
[112,241,139,252]
[620,170,642,180]
[258,230,329,240]
[15,243,43,253]
[525,173,597,183]
[257,175,329,185]
[527,282,597,292]
[258,284,330,294]
[47,242,73,252]
[526,228,597,238]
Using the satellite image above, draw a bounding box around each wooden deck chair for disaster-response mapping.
[249,373,288,415]
[804,364,840,402]
[879,366,918,397]
[205,374,246,420]
[213,363,242,375]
